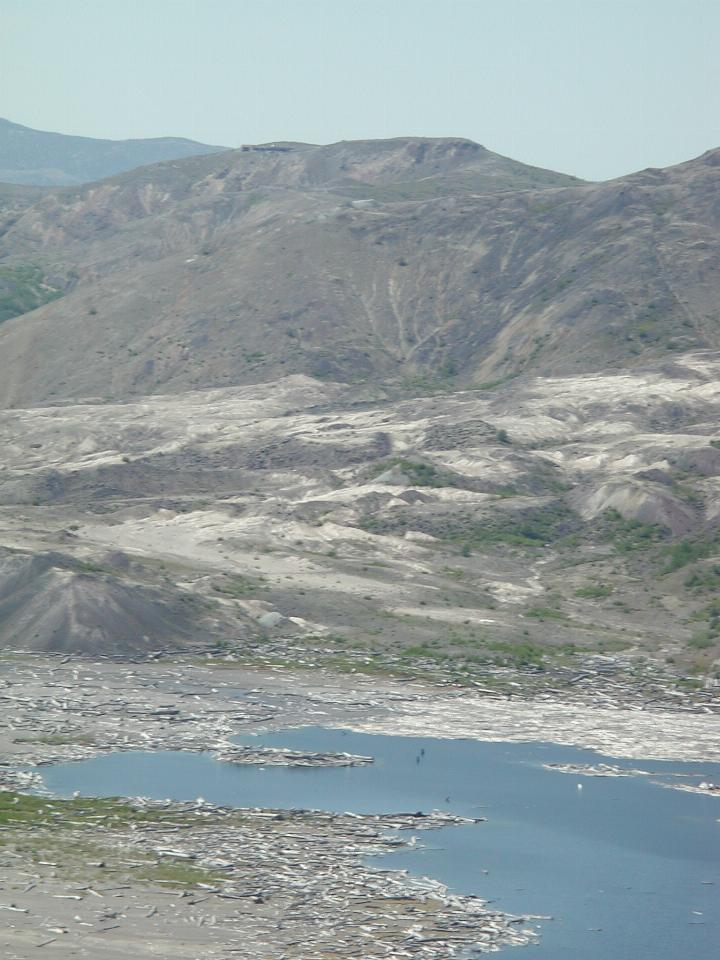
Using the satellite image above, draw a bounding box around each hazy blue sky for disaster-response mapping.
[2,0,719,180]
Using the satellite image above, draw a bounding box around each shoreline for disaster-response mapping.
[2,654,719,771]
[2,654,719,959]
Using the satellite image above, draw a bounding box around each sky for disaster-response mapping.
[1,0,719,181]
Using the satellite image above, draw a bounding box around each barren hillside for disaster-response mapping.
[0,138,718,406]
[1,354,719,686]
[0,135,589,404]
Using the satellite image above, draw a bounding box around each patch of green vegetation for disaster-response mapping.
[0,792,56,828]
[593,637,633,653]
[485,639,579,666]
[0,263,64,323]
[625,302,690,353]
[540,477,573,495]
[13,733,95,746]
[492,485,521,499]
[537,277,573,304]
[0,793,232,887]
[0,793,201,830]
[688,632,717,650]
[437,359,458,378]
[6,834,122,874]
[398,374,455,396]
[574,583,613,599]
[398,631,580,670]
[486,640,545,665]
[212,575,267,598]
[684,563,720,593]
[671,480,703,507]
[690,596,720,640]
[315,656,413,679]
[0,794,107,830]
[524,606,569,621]
[473,373,520,391]
[458,503,579,549]
[663,531,720,573]
[601,509,666,553]
[360,501,580,552]
[652,200,675,217]
[74,559,113,575]
[135,860,226,888]
[401,643,451,661]
[368,458,460,488]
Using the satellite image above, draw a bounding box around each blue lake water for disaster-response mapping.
[41,727,720,959]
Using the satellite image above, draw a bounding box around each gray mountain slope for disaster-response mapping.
[0,547,251,655]
[0,139,718,406]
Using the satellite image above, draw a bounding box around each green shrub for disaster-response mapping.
[368,458,459,488]
[524,606,567,621]
[664,533,720,573]
[602,509,665,553]
[689,632,717,650]
[0,263,64,323]
[684,564,720,591]
[574,583,613,598]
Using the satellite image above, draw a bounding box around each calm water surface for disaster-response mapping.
[41,727,720,960]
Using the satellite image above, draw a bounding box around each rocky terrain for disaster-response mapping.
[0,353,720,689]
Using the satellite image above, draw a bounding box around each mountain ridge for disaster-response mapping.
[0,136,718,407]
[0,116,228,186]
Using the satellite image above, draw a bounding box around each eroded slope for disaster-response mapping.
[0,140,719,405]
[1,359,718,689]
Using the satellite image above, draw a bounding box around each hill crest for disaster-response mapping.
[0,116,228,186]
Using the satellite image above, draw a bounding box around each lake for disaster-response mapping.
[41,727,720,959]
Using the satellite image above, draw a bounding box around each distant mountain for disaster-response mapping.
[0,117,228,186]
